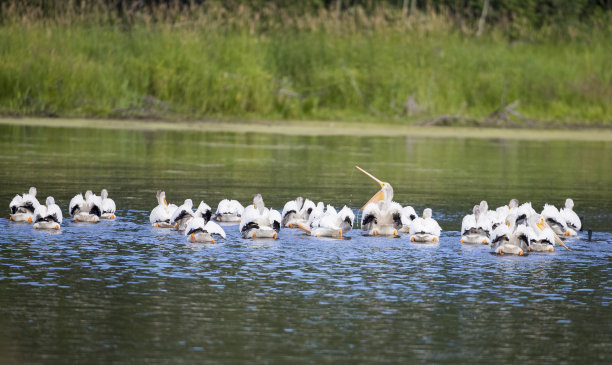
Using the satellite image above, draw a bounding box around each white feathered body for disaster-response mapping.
[410,216,442,242]
[101,196,116,219]
[170,200,195,231]
[461,212,491,244]
[215,199,244,222]
[33,201,63,229]
[361,201,402,236]
[399,206,417,233]
[307,205,355,238]
[185,218,226,243]
[240,205,281,239]
[491,224,531,255]
[542,204,573,237]
[282,198,316,228]
[9,190,40,222]
[70,193,101,223]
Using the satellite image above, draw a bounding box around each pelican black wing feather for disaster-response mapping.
[241,222,259,234]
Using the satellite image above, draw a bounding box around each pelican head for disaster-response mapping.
[46,196,55,206]
[29,187,37,197]
[157,190,168,206]
[253,194,265,213]
[101,189,109,199]
[509,199,519,209]
[295,197,304,211]
[184,199,193,209]
[479,200,488,214]
[423,208,432,219]
[85,190,93,199]
[356,165,394,209]
[473,205,481,221]
[565,198,574,210]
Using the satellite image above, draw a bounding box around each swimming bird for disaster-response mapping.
[9,187,40,222]
[100,189,116,219]
[526,214,557,252]
[356,166,402,237]
[33,196,63,230]
[399,205,417,233]
[560,198,581,233]
[490,214,530,255]
[541,204,574,237]
[281,197,317,228]
[239,194,281,239]
[515,202,536,226]
[460,205,491,244]
[70,190,101,222]
[185,217,226,243]
[214,199,244,222]
[170,199,194,230]
[150,190,178,228]
[409,208,442,242]
[297,204,355,238]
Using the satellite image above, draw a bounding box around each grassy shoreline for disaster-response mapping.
[0,4,610,126]
[3,117,612,142]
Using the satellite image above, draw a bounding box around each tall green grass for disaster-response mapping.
[0,2,610,125]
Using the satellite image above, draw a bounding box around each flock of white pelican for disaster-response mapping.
[9,188,116,229]
[7,166,582,254]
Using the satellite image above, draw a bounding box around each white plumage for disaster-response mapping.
[399,205,417,233]
[460,205,492,244]
[560,198,581,233]
[185,217,226,243]
[239,194,281,239]
[150,190,178,228]
[100,189,116,219]
[410,208,442,242]
[541,203,573,237]
[281,197,317,228]
[356,166,402,237]
[33,196,63,230]
[214,199,244,222]
[9,187,40,222]
[70,190,101,223]
[170,199,194,231]
[300,204,355,238]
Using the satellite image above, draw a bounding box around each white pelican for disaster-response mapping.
[560,198,581,233]
[150,190,178,228]
[399,205,417,233]
[9,187,40,222]
[494,198,519,222]
[409,208,442,242]
[70,190,101,222]
[515,202,536,226]
[541,204,574,237]
[214,199,244,222]
[490,214,530,255]
[185,217,226,243]
[239,194,281,239]
[460,205,491,244]
[100,189,116,219]
[297,204,355,238]
[281,197,316,228]
[170,199,194,230]
[33,196,63,230]
[356,166,402,237]
[526,214,557,252]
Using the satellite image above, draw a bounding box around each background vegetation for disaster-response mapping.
[0,0,610,126]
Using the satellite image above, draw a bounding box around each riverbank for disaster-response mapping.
[3,117,612,142]
[0,3,610,126]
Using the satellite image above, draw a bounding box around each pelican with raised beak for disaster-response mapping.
[356,166,402,237]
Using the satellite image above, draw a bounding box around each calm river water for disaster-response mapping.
[0,124,610,363]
